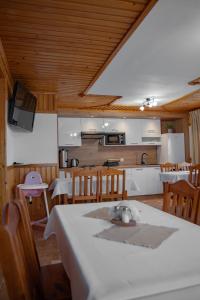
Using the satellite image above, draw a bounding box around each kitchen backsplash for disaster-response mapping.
[67,139,157,166]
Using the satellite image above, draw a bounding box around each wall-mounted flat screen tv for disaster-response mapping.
[8,81,37,132]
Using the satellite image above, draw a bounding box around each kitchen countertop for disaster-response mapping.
[60,164,160,170]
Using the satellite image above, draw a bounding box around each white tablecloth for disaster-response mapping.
[159,171,189,183]
[49,178,139,199]
[44,201,200,300]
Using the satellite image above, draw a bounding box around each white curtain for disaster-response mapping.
[189,109,200,163]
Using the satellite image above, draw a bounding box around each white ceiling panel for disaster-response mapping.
[88,0,200,106]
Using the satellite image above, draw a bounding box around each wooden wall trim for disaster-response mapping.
[7,163,58,170]
[84,0,158,94]
[0,38,13,91]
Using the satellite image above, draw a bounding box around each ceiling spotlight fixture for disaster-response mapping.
[139,97,158,111]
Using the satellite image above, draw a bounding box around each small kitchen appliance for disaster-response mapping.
[104,133,125,145]
[71,158,79,167]
[59,149,69,168]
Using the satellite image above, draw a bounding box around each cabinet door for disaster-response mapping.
[140,119,161,145]
[130,168,146,196]
[81,118,104,132]
[58,118,82,146]
[141,119,161,137]
[103,119,127,132]
[125,119,142,145]
[143,167,163,195]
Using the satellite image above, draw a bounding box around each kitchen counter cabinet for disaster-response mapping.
[119,166,162,196]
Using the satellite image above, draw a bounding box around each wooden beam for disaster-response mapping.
[84,0,158,94]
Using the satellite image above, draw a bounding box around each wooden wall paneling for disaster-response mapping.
[0,38,13,90]
[6,164,59,221]
[0,78,7,219]
[36,93,56,113]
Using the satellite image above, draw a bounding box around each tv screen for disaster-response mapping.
[8,81,37,132]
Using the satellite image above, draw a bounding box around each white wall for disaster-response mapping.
[6,113,58,165]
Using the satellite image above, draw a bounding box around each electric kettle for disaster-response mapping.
[71,158,79,167]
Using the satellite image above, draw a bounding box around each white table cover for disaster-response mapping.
[49,178,139,199]
[44,201,200,300]
[159,171,189,183]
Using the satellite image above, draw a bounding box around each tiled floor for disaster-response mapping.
[0,195,163,299]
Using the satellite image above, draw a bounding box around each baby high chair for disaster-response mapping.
[18,171,49,221]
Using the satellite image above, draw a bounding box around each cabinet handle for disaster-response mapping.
[135,168,143,171]
[64,143,74,146]
[130,142,139,145]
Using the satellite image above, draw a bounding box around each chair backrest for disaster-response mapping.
[23,171,43,197]
[177,161,191,171]
[189,164,200,187]
[160,162,177,172]
[72,169,100,203]
[99,168,127,201]
[0,196,42,300]
[163,180,199,223]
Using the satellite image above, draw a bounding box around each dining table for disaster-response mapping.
[159,170,190,183]
[44,200,200,300]
[49,176,139,199]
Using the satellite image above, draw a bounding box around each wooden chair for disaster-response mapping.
[163,180,199,224]
[189,164,200,188]
[160,162,177,172]
[177,161,191,171]
[71,169,100,204]
[0,196,71,300]
[99,168,127,202]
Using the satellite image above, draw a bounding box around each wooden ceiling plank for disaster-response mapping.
[0,3,134,26]
[0,17,127,39]
[4,42,112,56]
[0,26,121,44]
[3,37,115,52]
[11,0,143,18]
[0,31,118,47]
[64,0,146,12]
[5,49,109,63]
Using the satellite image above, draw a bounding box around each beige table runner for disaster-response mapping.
[95,224,178,249]
[84,207,112,221]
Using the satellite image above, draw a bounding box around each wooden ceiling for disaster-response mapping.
[0,0,156,100]
[0,0,199,114]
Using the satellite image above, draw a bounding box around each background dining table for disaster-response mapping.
[159,170,190,183]
[44,200,200,300]
[49,176,139,199]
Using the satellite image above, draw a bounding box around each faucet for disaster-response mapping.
[141,153,148,165]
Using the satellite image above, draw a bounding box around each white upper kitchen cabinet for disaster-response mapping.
[58,118,82,147]
[81,118,104,132]
[103,118,127,132]
[125,119,142,145]
[140,119,161,145]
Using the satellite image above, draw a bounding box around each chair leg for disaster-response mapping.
[43,190,50,218]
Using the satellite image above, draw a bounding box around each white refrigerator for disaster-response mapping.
[157,133,185,163]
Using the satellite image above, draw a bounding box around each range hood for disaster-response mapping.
[81,132,105,139]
